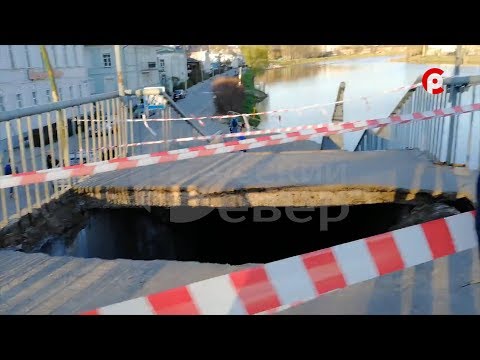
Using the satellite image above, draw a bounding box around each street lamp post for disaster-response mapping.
[169,55,174,94]
[454,45,463,76]
[114,45,125,96]
[122,45,129,90]
[446,45,463,165]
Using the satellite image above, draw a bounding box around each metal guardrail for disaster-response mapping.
[356,74,480,171]
[0,91,121,122]
[0,95,132,226]
[0,86,202,228]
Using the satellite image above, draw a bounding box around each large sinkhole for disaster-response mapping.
[30,200,473,265]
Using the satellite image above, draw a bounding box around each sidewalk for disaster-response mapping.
[176,69,236,136]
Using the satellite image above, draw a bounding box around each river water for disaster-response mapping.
[255,56,480,165]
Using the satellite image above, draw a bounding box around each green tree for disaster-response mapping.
[240,45,269,72]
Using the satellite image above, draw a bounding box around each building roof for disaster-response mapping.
[156,45,186,54]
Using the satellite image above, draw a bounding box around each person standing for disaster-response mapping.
[46,154,59,169]
[4,159,18,198]
[238,122,247,153]
[46,155,59,192]
[229,116,240,134]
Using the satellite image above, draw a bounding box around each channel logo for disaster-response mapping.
[422,68,444,94]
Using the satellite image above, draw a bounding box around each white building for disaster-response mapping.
[209,52,223,63]
[231,56,242,68]
[208,52,243,67]
[84,45,162,94]
[84,45,187,95]
[190,50,211,75]
[0,45,89,154]
[156,46,188,94]
[0,45,89,112]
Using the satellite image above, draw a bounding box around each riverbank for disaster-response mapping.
[241,69,262,128]
[270,52,404,67]
[391,55,480,65]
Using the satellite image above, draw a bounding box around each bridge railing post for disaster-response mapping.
[445,84,459,165]
[466,86,477,167]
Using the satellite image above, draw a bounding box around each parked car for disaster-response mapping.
[173,89,186,101]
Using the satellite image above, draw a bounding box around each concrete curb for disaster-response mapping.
[82,210,478,315]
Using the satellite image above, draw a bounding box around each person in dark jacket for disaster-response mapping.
[229,116,240,134]
[4,160,18,198]
[238,122,247,153]
[46,154,59,169]
[46,155,59,192]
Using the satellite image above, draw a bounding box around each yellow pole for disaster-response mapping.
[39,45,69,166]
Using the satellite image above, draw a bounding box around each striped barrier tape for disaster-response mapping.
[81,210,478,315]
[74,81,424,123]
[122,81,422,122]
[1,102,479,190]
[93,120,381,151]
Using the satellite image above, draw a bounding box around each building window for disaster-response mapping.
[69,46,75,67]
[159,59,165,71]
[78,84,82,98]
[46,89,51,102]
[69,86,74,99]
[16,94,23,109]
[74,46,80,67]
[51,46,58,67]
[62,45,68,67]
[103,53,112,68]
[148,62,156,69]
[0,96,5,112]
[32,91,38,105]
[8,45,15,68]
[25,45,31,68]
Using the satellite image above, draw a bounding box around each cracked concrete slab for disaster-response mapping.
[0,250,255,315]
[73,149,478,208]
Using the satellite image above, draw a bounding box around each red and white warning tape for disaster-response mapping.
[81,210,478,315]
[74,81,423,123]
[95,121,371,150]
[1,102,479,190]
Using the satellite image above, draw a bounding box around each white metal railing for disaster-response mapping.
[356,75,480,171]
[0,96,130,227]
[0,89,203,228]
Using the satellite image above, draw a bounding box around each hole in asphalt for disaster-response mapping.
[27,198,474,265]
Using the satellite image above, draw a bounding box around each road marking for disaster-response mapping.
[400,266,416,315]
[431,256,450,314]
[471,250,480,313]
